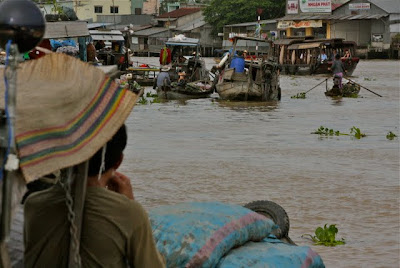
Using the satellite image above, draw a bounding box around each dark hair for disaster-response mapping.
[88,124,127,176]
[335,54,340,60]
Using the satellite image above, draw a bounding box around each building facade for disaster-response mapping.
[143,0,160,15]
[221,20,278,52]
[129,7,222,56]
[277,0,399,58]
[75,0,132,22]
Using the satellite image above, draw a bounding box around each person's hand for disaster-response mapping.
[107,171,134,200]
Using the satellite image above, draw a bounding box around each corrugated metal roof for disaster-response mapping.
[89,30,123,35]
[157,8,201,19]
[44,21,90,39]
[175,17,206,31]
[89,30,124,41]
[225,19,277,27]
[368,0,400,14]
[87,22,114,29]
[131,27,168,36]
[91,34,125,41]
[278,13,387,21]
[390,23,400,33]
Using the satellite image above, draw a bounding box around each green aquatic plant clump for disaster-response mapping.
[150,96,161,104]
[386,131,397,140]
[138,96,148,105]
[312,126,367,139]
[146,92,158,98]
[350,126,366,139]
[303,224,346,247]
[291,92,306,99]
[312,126,345,136]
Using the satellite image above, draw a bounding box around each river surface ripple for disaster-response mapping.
[121,57,400,267]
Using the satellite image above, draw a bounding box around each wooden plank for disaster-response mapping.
[0,242,11,268]
[232,72,248,82]
[223,68,235,80]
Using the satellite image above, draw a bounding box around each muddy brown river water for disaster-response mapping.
[121,57,399,267]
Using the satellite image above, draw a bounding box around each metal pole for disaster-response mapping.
[0,43,19,268]
[113,0,116,30]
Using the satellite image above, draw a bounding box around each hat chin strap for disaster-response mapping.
[97,145,107,181]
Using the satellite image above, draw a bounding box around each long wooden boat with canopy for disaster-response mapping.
[156,35,214,100]
[89,29,126,66]
[272,38,359,76]
[214,36,281,101]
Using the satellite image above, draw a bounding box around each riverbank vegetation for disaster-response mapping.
[204,0,285,36]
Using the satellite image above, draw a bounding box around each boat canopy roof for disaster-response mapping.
[89,30,125,41]
[287,38,356,49]
[274,38,304,45]
[44,21,90,39]
[166,36,200,47]
[288,42,322,50]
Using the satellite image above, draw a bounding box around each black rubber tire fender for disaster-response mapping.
[244,200,290,239]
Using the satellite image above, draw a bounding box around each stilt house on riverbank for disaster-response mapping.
[276,0,400,59]
[222,0,399,59]
[129,7,222,57]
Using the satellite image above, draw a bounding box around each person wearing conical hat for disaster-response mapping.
[0,53,165,267]
[153,65,171,90]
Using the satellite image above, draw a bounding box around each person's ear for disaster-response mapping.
[113,153,124,170]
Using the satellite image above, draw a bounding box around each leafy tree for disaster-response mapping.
[204,0,286,36]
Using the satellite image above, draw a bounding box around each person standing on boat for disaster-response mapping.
[329,54,347,89]
[229,51,245,73]
[154,65,171,90]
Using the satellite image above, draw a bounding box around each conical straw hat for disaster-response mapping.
[0,53,139,182]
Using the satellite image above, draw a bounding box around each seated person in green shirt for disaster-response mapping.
[23,124,165,268]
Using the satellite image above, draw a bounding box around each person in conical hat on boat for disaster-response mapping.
[7,53,166,267]
[154,65,171,90]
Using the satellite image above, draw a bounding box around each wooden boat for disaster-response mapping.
[157,80,214,99]
[273,38,360,76]
[156,36,214,100]
[125,66,159,86]
[325,79,361,98]
[89,29,126,66]
[215,36,281,101]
